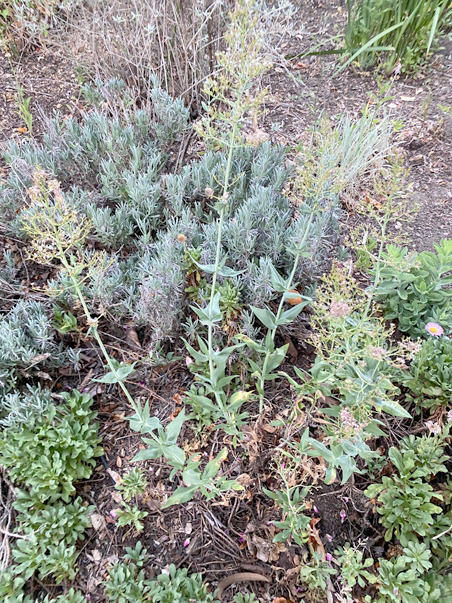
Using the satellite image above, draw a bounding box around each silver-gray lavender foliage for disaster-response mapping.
[0,80,341,345]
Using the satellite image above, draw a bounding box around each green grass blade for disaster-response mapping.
[427,6,441,56]
[335,20,406,76]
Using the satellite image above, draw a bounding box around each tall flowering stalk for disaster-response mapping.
[21,170,139,414]
[183,0,272,434]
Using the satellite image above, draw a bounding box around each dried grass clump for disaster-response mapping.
[64,0,227,104]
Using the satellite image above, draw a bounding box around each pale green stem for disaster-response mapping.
[54,240,137,412]
[207,119,240,419]
[362,211,390,321]
[258,211,315,413]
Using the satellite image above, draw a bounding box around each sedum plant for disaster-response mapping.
[0,389,103,502]
[116,468,147,501]
[105,543,219,603]
[12,537,78,584]
[42,590,87,603]
[146,564,219,603]
[402,336,452,410]
[13,491,94,546]
[0,570,31,603]
[372,239,452,338]
[365,442,445,546]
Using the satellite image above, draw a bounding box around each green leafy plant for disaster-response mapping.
[398,431,449,477]
[365,444,444,545]
[130,407,186,477]
[182,0,273,434]
[402,336,452,409]
[372,240,452,338]
[13,491,94,546]
[335,543,376,588]
[299,551,337,597]
[105,543,152,603]
[239,256,312,412]
[0,389,103,502]
[116,468,147,501]
[306,427,376,485]
[105,543,219,603]
[264,485,311,546]
[0,570,31,603]
[43,589,87,603]
[374,548,443,603]
[344,0,452,75]
[147,564,219,603]
[163,448,243,508]
[12,537,78,584]
[52,305,78,334]
[116,503,148,533]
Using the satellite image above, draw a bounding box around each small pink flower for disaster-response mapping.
[313,506,319,514]
[447,410,452,423]
[185,357,193,366]
[238,534,246,544]
[425,322,444,336]
[183,538,190,547]
[340,509,347,523]
[110,510,118,519]
[425,421,441,434]
[326,534,333,543]
[326,553,333,562]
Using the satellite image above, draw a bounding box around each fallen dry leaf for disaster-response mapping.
[91,513,106,531]
[286,289,304,305]
[364,192,382,210]
[111,490,123,504]
[251,534,286,563]
[17,127,28,133]
[107,468,121,484]
[284,335,298,358]
[91,549,102,562]
[308,517,325,560]
[125,325,142,349]
[217,573,270,600]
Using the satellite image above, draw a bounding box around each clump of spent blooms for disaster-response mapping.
[329,300,351,318]
[22,170,91,264]
[398,338,423,360]
[245,128,269,147]
[368,346,387,361]
[340,408,361,435]
[393,357,408,370]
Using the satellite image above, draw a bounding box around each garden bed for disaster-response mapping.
[0,2,452,603]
